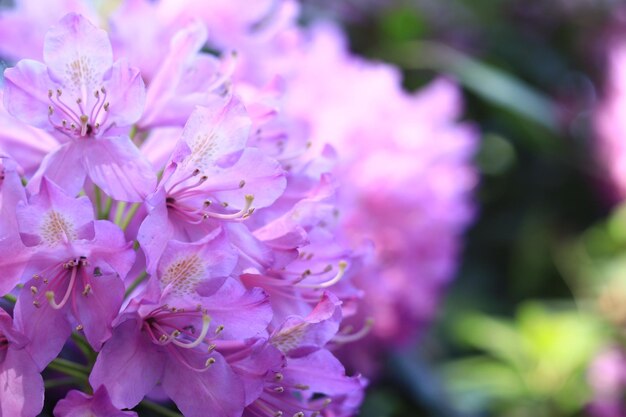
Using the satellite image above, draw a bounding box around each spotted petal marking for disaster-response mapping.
[160,254,206,296]
[272,323,307,353]
[40,210,77,246]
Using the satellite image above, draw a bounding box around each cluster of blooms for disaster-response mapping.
[270,24,478,373]
[0,0,477,416]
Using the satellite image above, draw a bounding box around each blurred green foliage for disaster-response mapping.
[445,304,605,416]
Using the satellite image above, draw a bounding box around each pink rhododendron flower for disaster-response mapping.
[4,13,155,201]
[90,290,267,417]
[11,179,134,365]
[138,99,285,271]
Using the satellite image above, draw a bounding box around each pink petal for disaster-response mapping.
[90,317,165,409]
[0,348,44,417]
[27,142,87,197]
[17,177,94,247]
[83,136,156,202]
[102,59,146,129]
[162,351,245,417]
[177,98,251,172]
[3,59,53,128]
[44,13,112,107]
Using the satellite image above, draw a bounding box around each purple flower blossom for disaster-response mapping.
[90,300,250,417]
[10,179,134,365]
[4,13,155,201]
[138,98,286,271]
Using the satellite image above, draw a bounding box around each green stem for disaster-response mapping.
[47,361,89,381]
[102,197,113,220]
[44,377,80,389]
[121,203,141,231]
[140,399,183,417]
[94,185,102,218]
[125,271,148,299]
[2,294,16,304]
[51,357,90,373]
[114,201,128,226]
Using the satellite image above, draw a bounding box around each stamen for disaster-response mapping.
[165,169,202,195]
[170,313,211,349]
[82,284,91,296]
[49,89,82,125]
[296,261,348,289]
[76,97,86,116]
[79,114,89,136]
[46,265,78,310]
[202,195,255,221]
[90,87,107,123]
[332,318,374,344]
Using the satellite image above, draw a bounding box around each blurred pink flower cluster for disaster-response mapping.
[0,0,477,416]
[595,41,626,201]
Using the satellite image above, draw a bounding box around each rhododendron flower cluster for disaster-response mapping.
[0,1,476,416]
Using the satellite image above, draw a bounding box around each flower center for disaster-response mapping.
[31,256,93,311]
[143,305,222,373]
[47,87,109,138]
